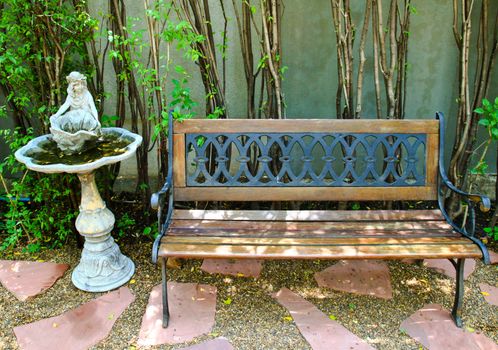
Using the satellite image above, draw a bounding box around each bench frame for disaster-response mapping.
[151,112,490,328]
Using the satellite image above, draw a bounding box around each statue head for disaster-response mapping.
[66,71,87,96]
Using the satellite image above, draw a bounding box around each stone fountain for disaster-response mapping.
[15,72,142,292]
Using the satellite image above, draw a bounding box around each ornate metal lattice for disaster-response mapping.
[185,133,426,187]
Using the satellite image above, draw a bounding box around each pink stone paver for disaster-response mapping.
[180,337,234,350]
[273,288,374,350]
[14,287,135,350]
[138,282,217,346]
[479,283,498,306]
[314,260,392,299]
[424,259,476,279]
[490,250,498,265]
[0,260,69,301]
[201,259,263,278]
[401,304,498,350]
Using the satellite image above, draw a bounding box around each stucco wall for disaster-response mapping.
[2,0,497,181]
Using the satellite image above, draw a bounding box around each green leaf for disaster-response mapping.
[478,119,489,126]
[223,297,232,305]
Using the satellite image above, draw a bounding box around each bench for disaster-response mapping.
[151,112,491,328]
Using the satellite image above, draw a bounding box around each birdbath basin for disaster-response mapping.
[15,127,142,292]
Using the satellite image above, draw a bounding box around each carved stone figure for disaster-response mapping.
[49,72,101,154]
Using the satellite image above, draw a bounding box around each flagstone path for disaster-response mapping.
[201,259,263,278]
[1,253,497,350]
[479,283,498,306]
[180,337,234,350]
[400,304,498,350]
[0,260,68,301]
[13,287,134,350]
[314,260,392,299]
[423,258,476,279]
[273,287,375,350]
[138,282,217,346]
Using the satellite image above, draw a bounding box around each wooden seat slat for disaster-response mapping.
[167,228,458,238]
[172,209,445,222]
[169,219,452,231]
[158,242,482,260]
[163,235,471,246]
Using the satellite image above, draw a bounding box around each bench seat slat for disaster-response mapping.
[167,228,458,238]
[172,209,444,222]
[163,236,471,246]
[158,242,482,260]
[170,220,452,231]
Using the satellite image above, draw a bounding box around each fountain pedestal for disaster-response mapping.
[71,172,134,292]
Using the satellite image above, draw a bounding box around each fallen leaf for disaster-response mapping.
[481,291,490,296]
[466,326,475,333]
[328,314,337,320]
[36,259,45,262]
[52,322,58,328]
[236,273,245,277]
[108,313,114,320]
[129,279,136,284]
[282,316,293,322]
[209,332,220,337]
[223,297,232,305]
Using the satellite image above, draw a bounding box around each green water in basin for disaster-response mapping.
[27,133,133,165]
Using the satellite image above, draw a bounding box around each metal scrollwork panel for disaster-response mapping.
[185,133,426,187]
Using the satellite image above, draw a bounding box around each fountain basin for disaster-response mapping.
[14,127,142,174]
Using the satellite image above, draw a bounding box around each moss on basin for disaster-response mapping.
[26,132,133,166]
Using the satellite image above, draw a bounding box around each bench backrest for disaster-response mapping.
[171,118,440,202]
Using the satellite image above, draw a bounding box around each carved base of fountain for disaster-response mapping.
[72,234,135,292]
[69,172,135,292]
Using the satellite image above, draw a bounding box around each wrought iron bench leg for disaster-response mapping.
[450,258,465,328]
[161,257,170,328]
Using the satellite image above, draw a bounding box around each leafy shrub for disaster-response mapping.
[0,128,78,251]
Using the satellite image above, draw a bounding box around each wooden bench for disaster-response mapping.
[151,112,491,328]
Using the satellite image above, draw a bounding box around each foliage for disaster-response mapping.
[483,226,498,241]
[472,98,498,175]
[0,0,207,252]
[0,128,78,251]
[0,1,100,252]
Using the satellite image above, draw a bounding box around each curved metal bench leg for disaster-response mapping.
[450,258,464,328]
[161,257,170,328]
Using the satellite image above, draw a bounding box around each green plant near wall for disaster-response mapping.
[0,128,78,252]
[0,1,99,251]
[472,97,498,239]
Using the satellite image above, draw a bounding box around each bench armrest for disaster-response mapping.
[151,179,173,264]
[436,112,491,264]
[151,181,171,210]
[440,176,491,213]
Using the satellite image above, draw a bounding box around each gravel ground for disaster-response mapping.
[0,239,497,350]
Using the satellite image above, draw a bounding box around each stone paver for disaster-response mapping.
[273,288,374,350]
[490,250,498,265]
[400,304,498,350]
[479,283,498,306]
[0,260,69,301]
[201,259,263,278]
[13,286,134,350]
[314,260,392,299]
[423,259,476,279]
[138,282,217,346]
[180,337,234,350]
